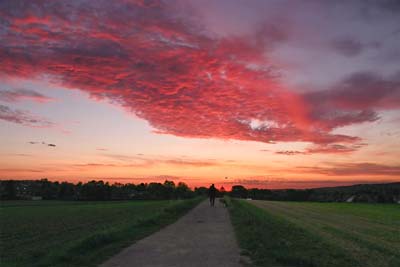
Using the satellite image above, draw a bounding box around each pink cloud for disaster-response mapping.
[275,143,365,155]
[297,163,400,176]
[70,156,219,169]
[0,104,55,128]
[275,150,307,156]
[304,144,365,154]
[0,88,54,103]
[304,72,400,131]
[0,1,397,152]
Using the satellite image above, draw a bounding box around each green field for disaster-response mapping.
[0,198,201,267]
[228,199,400,267]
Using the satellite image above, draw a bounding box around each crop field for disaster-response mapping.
[228,199,400,267]
[0,198,201,267]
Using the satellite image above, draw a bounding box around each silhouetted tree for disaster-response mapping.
[230,185,248,198]
[219,186,226,197]
[176,182,193,199]
[58,182,75,200]
[164,180,176,199]
[1,180,16,200]
[194,186,208,195]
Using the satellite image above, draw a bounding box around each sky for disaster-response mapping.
[0,0,399,189]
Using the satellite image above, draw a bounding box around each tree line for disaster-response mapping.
[229,183,400,203]
[1,179,398,203]
[0,179,210,200]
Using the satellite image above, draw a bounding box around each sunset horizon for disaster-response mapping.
[2,176,400,191]
[1,2,400,266]
[1,0,399,189]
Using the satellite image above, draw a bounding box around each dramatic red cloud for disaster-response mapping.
[0,1,397,153]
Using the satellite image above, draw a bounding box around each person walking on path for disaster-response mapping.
[209,184,216,207]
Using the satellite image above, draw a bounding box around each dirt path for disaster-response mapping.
[99,199,243,267]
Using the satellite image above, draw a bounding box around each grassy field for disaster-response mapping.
[0,198,201,267]
[228,198,400,267]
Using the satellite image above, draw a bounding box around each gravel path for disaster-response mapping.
[99,199,243,267]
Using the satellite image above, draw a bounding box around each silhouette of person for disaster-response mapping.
[209,184,216,207]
